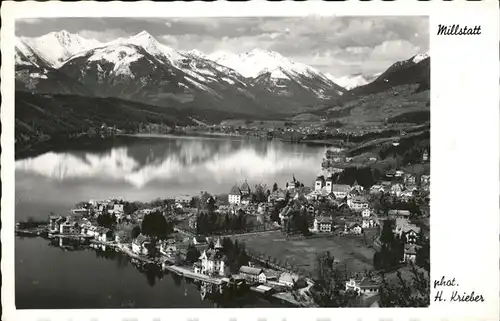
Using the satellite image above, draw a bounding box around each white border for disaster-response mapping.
[2,1,499,321]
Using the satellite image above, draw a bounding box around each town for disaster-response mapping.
[16,146,430,307]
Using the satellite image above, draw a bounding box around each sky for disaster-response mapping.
[16,16,429,77]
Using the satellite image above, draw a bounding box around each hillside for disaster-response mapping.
[15,91,197,147]
[299,55,430,127]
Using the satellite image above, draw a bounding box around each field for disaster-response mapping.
[231,231,376,276]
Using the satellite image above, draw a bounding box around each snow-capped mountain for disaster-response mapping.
[211,48,329,80]
[327,73,381,90]
[412,52,429,64]
[349,52,430,96]
[15,30,346,114]
[107,30,183,64]
[18,30,103,68]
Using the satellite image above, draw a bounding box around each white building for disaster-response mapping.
[194,239,229,277]
[331,184,351,199]
[228,184,242,205]
[314,176,325,191]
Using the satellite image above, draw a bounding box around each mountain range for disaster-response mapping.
[15,30,429,117]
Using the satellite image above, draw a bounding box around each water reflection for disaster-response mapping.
[16,136,326,188]
[19,236,289,308]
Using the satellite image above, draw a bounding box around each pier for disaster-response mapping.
[163,265,224,285]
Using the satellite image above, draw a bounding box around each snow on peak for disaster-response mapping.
[19,30,103,68]
[85,44,147,78]
[412,52,429,64]
[212,48,321,79]
[327,72,381,90]
[111,30,182,63]
[184,49,207,59]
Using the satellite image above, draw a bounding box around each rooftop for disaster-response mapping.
[239,265,263,275]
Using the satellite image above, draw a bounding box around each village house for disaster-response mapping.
[278,272,301,288]
[228,184,242,205]
[369,185,385,194]
[345,277,379,295]
[344,223,363,235]
[395,170,404,178]
[404,244,418,263]
[189,216,197,231]
[240,180,251,197]
[174,195,191,208]
[238,266,264,283]
[97,228,114,242]
[314,175,325,191]
[259,271,278,284]
[403,173,416,185]
[361,208,371,218]
[347,196,369,211]
[49,215,65,233]
[420,174,430,185]
[388,209,411,220]
[132,234,152,256]
[194,239,229,277]
[193,235,208,245]
[362,218,378,229]
[422,150,429,162]
[59,218,80,235]
[330,184,351,199]
[313,216,334,233]
[350,180,364,194]
[160,241,177,257]
[252,285,275,296]
[390,183,404,196]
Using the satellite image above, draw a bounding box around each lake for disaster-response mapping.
[15,135,327,308]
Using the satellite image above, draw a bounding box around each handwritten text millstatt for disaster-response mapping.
[437,24,481,36]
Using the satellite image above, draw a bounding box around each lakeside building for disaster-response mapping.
[194,238,230,277]
[132,234,152,255]
[238,266,264,283]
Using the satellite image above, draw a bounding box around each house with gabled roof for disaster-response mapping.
[331,184,351,199]
[313,215,333,233]
[238,266,264,283]
[229,184,242,205]
[344,222,363,235]
[240,180,251,196]
[348,196,369,211]
[314,175,325,191]
[403,244,419,263]
[195,239,229,277]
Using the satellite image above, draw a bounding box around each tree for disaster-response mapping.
[131,226,141,239]
[378,264,430,307]
[141,210,172,241]
[252,184,268,203]
[310,252,351,307]
[272,182,279,192]
[190,196,200,209]
[185,243,200,264]
[97,212,115,228]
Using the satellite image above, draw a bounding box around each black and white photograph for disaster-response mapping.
[12,15,432,309]
[0,8,438,309]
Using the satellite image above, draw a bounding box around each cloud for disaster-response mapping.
[78,28,129,42]
[16,18,42,24]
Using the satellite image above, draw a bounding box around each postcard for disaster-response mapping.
[1,1,499,321]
